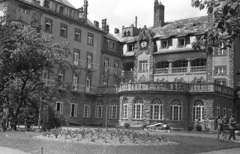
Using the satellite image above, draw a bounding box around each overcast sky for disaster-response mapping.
[68,0,207,33]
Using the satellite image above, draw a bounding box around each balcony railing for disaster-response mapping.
[154,68,169,74]
[117,82,234,97]
[190,66,207,73]
[97,86,119,95]
[172,67,188,73]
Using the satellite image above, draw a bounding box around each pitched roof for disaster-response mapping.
[151,16,209,39]
[55,0,75,8]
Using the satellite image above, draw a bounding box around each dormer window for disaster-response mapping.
[44,0,50,8]
[178,38,185,47]
[127,44,133,52]
[59,6,65,14]
[161,40,168,48]
[127,31,131,36]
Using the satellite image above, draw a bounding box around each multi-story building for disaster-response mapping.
[0,0,239,129]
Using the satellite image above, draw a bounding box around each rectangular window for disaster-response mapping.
[74,28,81,42]
[151,104,163,120]
[104,57,109,73]
[73,49,80,66]
[123,104,128,119]
[161,40,168,48]
[178,38,185,47]
[44,0,50,8]
[128,44,133,52]
[56,102,63,114]
[87,33,94,46]
[85,75,91,92]
[60,24,68,37]
[87,53,93,69]
[83,104,90,118]
[114,60,119,75]
[133,104,143,119]
[196,59,206,66]
[170,106,182,121]
[70,103,77,117]
[139,60,148,72]
[58,69,64,82]
[59,6,65,14]
[193,106,204,121]
[215,66,227,75]
[68,9,73,18]
[109,105,118,119]
[95,105,103,118]
[45,18,52,33]
[72,71,78,90]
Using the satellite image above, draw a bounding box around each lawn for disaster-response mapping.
[0,130,240,154]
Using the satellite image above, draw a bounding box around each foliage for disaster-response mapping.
[187,126,194,131]
[196,124,203,131]
[124,122,130,129]
[142,124,148,129]
[0,22,72,122]
[191,0,240,53]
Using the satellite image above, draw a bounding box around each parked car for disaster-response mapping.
[144,122,170,132]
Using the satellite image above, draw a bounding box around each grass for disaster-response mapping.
[0,130,240,154]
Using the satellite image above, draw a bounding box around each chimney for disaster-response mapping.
[106,25,109,33]
[154,0,164,27]
[114,28,119,34]
[94,20,99,28]
[83,0,88,20]
[102,18,107,32]
[135,16,138,28]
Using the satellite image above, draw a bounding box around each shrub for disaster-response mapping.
[196,125,202,131]
[188,126,193,131]
[142,124,147,129]
[124,122,130,129]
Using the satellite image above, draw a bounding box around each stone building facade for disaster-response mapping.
[0,0,239,129]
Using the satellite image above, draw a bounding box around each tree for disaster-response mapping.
[0,22,73,127]
[191,0,240,54]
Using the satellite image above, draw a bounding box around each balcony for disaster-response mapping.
[118,82,234,97]
[154,68,168,74]
[172,67,188,73]
[190,66,207,73]
[97,86,119,95]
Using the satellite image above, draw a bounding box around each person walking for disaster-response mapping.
[217,115,223,139]
[228,115,236,141]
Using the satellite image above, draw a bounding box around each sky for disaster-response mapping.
[68,0,207,33]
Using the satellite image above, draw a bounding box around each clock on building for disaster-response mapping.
[141,41,148,49]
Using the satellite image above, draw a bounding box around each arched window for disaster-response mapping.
[95,101,103,118]
[83,100,90,118]
[122,98,128,119]
[133,98,143,119]
[56,98,63,114]
[170,100,182,121]
[109,101,118,119]
[150,99,163,120]
[193,100,204,121]
[70,99,77,117]
[127,31,131,36]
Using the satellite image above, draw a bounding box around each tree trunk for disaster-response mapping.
[38,97,42,129]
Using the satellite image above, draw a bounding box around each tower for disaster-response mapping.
[154,0,164,27]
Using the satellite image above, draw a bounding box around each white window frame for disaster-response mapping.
[73,50,80,66]
[72,71,78,90]
[109,102,118,119]
[95,104,103,118]
[56,100,63,114]
[151,99,163,120]
[170,100,182,121]
[60,24,67,37]
[87,33,94,45]
[74,29,81,41]
[85,75,91,92]
[58,69,64,82]
[193,101,204,121]
[104,57,109,73]
[133,99,143,120]
[87,54,92,69]
[70,103,77,117]
[83,104,90,118]
[123,104,128,119]
[45,19,52,33]
[139,60,148,72]
[114,60,119,75]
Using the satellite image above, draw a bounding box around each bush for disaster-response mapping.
[188,126,193,131]
[142,124,147,129]
[196,125,202,131]
[124,122,130,129]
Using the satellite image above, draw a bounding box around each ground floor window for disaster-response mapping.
[123,104,128,119]
[170,99,182,121]
[83,104,90,118]
[193,100,204,121]
[95,102,103,118]
[133,99,143,119]
[56,100,63,114]
[150,99,163,120]
[70,103,77,117]
[109,101,118,119]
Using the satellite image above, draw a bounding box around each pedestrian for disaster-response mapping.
[217,115,223,139]
[228,115,236,141]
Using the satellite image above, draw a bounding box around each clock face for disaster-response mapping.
[141,41,148,48]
